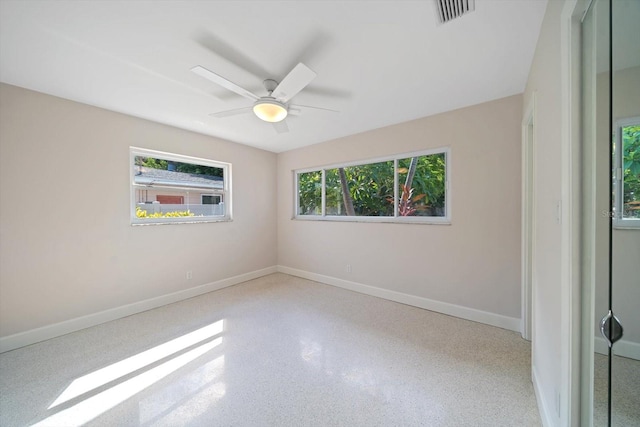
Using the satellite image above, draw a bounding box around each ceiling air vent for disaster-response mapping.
[436,0,475,24]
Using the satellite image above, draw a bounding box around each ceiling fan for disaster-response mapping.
[191,62,337,133]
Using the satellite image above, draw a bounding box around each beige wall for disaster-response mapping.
[0,83,277,337]
[522,0,565,422]
[277,94,523,319]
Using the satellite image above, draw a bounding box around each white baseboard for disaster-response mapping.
[277,265,521,332]
[532,366,555,427]
[594,336,640,360]
[0,266,278,353]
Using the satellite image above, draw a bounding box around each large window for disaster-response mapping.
[295,148,450,223]
[130,148,231,225]
[614,118,640,228]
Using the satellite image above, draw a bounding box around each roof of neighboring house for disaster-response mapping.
[134,166,223,189]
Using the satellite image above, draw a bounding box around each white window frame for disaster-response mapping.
[130,147,232,225]
[293,147,451,224]
[613,117,640,229]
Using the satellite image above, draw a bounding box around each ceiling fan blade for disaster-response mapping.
[271,63,317,103]
[208,107,253,118]
[272,120,289,134]
[191,65,260,101]
[288,107,302,116]
[302,86,352,99]
[289,104,339,113]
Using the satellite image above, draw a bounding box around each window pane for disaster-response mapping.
[622,124,640,219]
[397,153,446,217]
[297,171,322,215]
[135,187,224,218]
[326,161,394,217]
[325,168,346,215]
[294,149,449,222]
[134,156,224,189]
[132,151,227,223]
[202,194,222,205]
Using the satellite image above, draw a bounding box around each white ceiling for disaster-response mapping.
[0,0,547,153]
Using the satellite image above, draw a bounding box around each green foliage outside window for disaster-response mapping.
[135,156,223,178]
[297,152,446,218]
[398,153,446,216]
[135,206,197,218]
[622,125,640,218]
[298,171,322,215]
[326,161,394,216]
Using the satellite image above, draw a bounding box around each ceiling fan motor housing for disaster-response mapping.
[263,79,279,93]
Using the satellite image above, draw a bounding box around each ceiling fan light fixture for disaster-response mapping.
[253,99,288,123]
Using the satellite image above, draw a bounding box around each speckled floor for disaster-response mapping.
[594,353,640,427]
[0,273,541,426]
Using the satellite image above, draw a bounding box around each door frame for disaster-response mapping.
[521,94,536,342]
[575,0,601,424]
[523,1,591,424]
[557,0,591,426]
[560,0,590,425]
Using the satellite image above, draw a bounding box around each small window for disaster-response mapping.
[295,148,450,223]
[130,148,231,225]
[614,118,640,228]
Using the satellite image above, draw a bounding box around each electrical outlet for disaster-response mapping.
[186,271,193,280]
[346,264,352,273]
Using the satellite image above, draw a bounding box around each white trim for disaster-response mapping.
[614,116,640,127]
[560,1,584,425]
[277,265,520,332]
[321,169,326,216]
[130,216,233,226]
[0,266,277,353]
[533,366,555,427]
[292,215,451,225]
[578,0,598,423]
[393,158,399,215]
[521,93,536,341]
[612,220,640,229]
[594,337,640,361]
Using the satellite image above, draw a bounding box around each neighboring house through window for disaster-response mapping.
[156,195,185,204]
[201,194,222,205]
[130,147,231,224]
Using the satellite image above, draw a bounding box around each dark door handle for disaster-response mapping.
[600,310,624,348]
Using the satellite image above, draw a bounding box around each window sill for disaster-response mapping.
[292,215,451,225]
[131,217,232,226]
[612,222,640,230]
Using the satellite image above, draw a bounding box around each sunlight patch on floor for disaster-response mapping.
[48,320,224,409]
[139,354,226,425]
[30,320,224,427]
